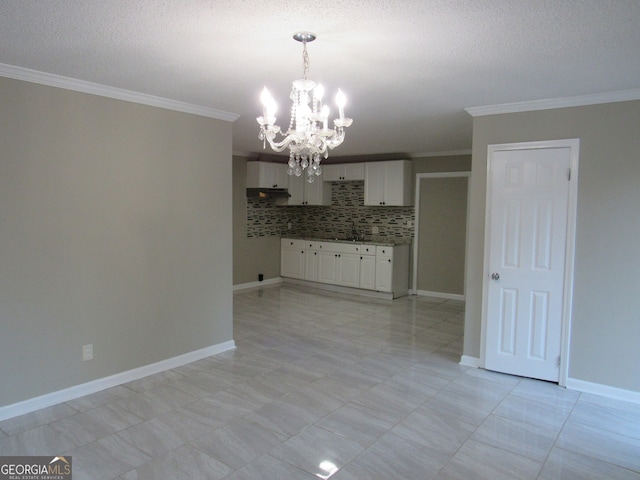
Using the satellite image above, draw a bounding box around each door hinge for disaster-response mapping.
[567,168,571,181]
[557,355,561,367]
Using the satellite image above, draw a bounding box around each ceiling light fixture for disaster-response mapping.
[257,32,353,183]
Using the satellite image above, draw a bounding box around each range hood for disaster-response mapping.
[246,188,291,199]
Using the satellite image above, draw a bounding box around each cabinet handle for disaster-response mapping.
[388,259,392,263]
[290,242,294,245]
[314,252,317,255]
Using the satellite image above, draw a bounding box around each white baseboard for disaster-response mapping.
[0,340,236,421]
[283,278,395,300]
[233,277,283,292]
[416,290,465,301]
[566,377,640,405]
[459,355,480,368]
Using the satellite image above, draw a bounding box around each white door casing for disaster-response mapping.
[481,139,579,385]
[412,171,470,299]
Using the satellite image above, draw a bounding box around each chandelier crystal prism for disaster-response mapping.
[257,32,353,183]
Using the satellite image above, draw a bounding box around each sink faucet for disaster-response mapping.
[350,221,362,241]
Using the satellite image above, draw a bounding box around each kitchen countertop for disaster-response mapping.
[282,235,411,247]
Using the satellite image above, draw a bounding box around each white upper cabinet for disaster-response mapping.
[364,160,413,206]
[246,162,289,189]
[288,173,331,205]
[323,163,365,181]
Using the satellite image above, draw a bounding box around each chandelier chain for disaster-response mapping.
[302,40,310,79]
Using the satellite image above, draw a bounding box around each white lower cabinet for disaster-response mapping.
[281,238,409,297]
[359,254,376,290]
[337,253,360,288]
[375,245,409,295]
[304,241,319,282]
[375,249,393,292]
[317,249,338,284]
[280,239,305,279]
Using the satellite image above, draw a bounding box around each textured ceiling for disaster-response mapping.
[1,0,639,158]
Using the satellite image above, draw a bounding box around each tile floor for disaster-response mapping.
[1,284,639,479]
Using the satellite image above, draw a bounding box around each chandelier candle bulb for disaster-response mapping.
[313,84,324,113]
[322,105,329,130]
[336,89,346,119]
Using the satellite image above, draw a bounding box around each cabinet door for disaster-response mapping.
[337,253,360,288]
[344,163,365,181]
[322,165,342,182]
[317,250,338,284]
[281,249,305,279]
[287,174,305,205]
[383,162,407,206]
[303,175,330,205]
[247,162,288,188]
[273,164,289,188]
[364,163,385,206]
[375,256,393,292]
[304,177,323,205]
[304,249,319,281]
[359,255,376,290]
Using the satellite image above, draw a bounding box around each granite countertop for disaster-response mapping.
[282,235,411,247]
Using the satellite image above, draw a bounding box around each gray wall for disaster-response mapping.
[417,176,468,295]
[232,156,281,285]
[0,77,234,407]
[464,100,640,392]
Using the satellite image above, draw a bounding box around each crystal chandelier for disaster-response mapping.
[257,32,353,183]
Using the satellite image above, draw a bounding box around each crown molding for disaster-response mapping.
[0,63,240,122]
[465,88,640,117]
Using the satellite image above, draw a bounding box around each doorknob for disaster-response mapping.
[491,272,500,280]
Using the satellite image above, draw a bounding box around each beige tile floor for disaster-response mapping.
[1,284,639,479]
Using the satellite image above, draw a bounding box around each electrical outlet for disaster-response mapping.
[372,226,379,234]
[82,344,93,361]
[287,222,292,230]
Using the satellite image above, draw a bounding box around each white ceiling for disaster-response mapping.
[1,0,640,158]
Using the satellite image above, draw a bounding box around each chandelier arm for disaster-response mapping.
[265,134,298,152]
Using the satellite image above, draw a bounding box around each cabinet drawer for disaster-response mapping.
[281,238,306,250]
[376,246,394,259]
[318,242,376,255]
[305,241,319,250]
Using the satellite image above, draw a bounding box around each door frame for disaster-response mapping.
[480,139,580,386]
[412,171,470,298]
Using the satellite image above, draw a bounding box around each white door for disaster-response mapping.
[484,143,575,382]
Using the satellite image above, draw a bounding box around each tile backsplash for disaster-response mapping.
[246,181,414,241]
